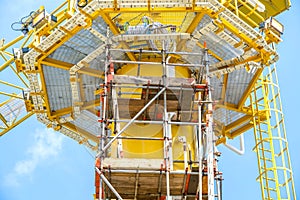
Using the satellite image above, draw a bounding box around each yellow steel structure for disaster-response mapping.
[0,0,296,199]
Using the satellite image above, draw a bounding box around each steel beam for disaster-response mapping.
[99,12,137,61]
[0,112,34,137]
[238,68,263,109]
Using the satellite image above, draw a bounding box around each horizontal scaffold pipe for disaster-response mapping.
[101,169,201,175]
[107,119,206,126]
[96,87,166,157]
[109,48,204,56]
[104,59,204,67]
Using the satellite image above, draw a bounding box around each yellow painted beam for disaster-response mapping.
[0,57,14,72]
[0,80,24,90]
[50,107,72,119]
[82,98,100,110]
[0,112,34,137]
[99,12,136,61]
[37,62,52,117]
[0,113,9,128]
[41,57,73,69]
[41,57,104,78]
[220,74,228,104]
[0,98,11,107]
[218,18,273,59]
[0,35,24,51]
[225,115,252,133]
[196,42,223,61]
[216,103,252,115]
[100,7,209,14]
[49,99,100,119]
[38,18,84,61]
[51,0,68,15]
[0,92,23,99]
[21,30,34,48]
[238,68,263,109]
[79,67,104,78]
[0,53,29,88]
[185,12,205,34]
[227,123,253,139]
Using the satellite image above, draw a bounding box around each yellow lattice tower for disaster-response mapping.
[0,0,296,199]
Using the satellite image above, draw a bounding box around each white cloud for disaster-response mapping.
[4,128,63,187]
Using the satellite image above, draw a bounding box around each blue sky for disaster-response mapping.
[0,1,299,199]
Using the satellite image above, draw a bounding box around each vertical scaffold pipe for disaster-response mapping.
[162,41,171,200]
[197,99,203,200]
[204,45,215,200]
[98,27,110,200]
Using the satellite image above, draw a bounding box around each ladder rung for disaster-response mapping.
[281,177,293,187]
[259,158,272,162]
[277,147,287,157]
[263,187,277,192]
[261,177,276,182]
[258,148,272,153]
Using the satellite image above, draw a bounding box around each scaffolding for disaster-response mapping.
[93,36,223,199]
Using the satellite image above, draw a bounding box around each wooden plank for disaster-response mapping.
[102,171,186,199]
[103,158,164,170]
[113,75,195,86]
[117,98,198,121]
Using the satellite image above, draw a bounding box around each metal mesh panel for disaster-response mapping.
[214,107,246,126]
[226,68,254,105]
[43,65,72,111]
[66,29,102,54]
[45,16,112,112]
[198,33,243,60]
[0,98,26,126]
[73,110,100,136]
[49,17,106,64]
[211,76,223,101]
[81,74,102,103]
[177,12,196,32]
[49,45,87,64]
[193,14,211,31]
[228,120,250,134]
[92,17,109,34]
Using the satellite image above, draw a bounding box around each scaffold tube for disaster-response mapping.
[223,134,245,155]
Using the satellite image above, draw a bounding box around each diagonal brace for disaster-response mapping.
[97,87,166,157]
[95,167,123,200]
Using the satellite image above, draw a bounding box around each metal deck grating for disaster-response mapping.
[73,110,100,136]
[214,107,246,126]
[226,68,254,105]
[43,65,72,111]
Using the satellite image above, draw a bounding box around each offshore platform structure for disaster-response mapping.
[0,0,296,199]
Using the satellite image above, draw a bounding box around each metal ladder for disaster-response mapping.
[250,64,296,200]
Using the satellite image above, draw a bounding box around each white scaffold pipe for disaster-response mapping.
[223,134,245,155]
[96,87,166,158]
[95,167,123,200]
